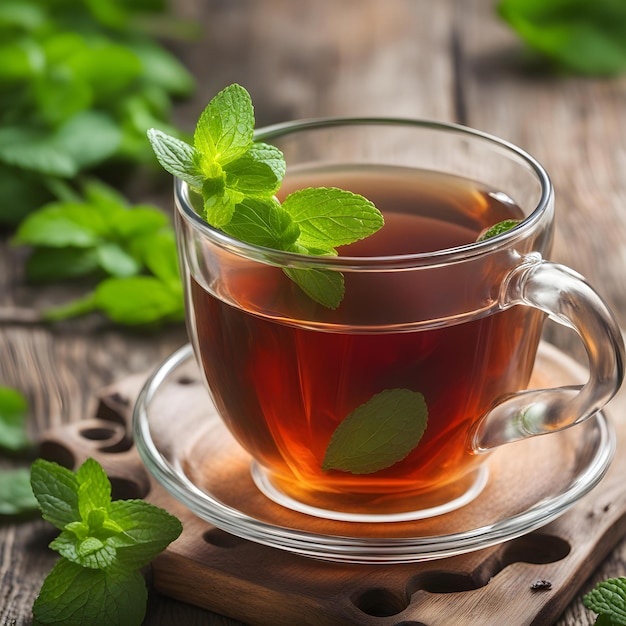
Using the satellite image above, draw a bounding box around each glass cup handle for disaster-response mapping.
[470,253,625,453]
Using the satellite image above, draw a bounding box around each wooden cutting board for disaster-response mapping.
[38,344,626,626]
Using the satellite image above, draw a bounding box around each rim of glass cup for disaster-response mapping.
[174,117,553,271]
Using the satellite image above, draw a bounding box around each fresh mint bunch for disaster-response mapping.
[0,0,196,226]
[30,458,182,626]
[148,83,384,309]
[13,179,184,326]
[583,577,626,625]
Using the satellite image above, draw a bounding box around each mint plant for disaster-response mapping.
[30,458,182,625]
[0,0,196,226]
[148,83,384,309]
[498,0,626,75]
[583,577,626,625]
[13,179,184,326]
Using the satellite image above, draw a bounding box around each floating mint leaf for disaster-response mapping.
[477,219,521,242]
[583,577,626,625]
[194,83,254,168]
[282,187,384,248]
[322,389,428,474]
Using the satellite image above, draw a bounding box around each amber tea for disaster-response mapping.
[188,166,546,515]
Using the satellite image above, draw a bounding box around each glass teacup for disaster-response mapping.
[174,119,624,522]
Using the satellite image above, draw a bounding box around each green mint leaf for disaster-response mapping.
[42,293,99,323]
[146,128,204,190]
[106,499,183,570]
[283,267,345,310]
[202,178,242,227]
[222,197,300,249]
[0,468,38,515]
[583,578,626,626]
[50,531,117,570]
[322,389,428,474]
[498,0,626,76]
[131,230,181,287]
[194,83,254,168]
[82,178,129,210]
[223,143,286,197]
[30,459,80,530]
[128,38,195,97]
[92,276,184,325]
[95,242,141,278]
[477,219,521,242]
[33,559,147,626]
[13,203,105,248]
[52,111,122,171]
[76,458,111,520]
[110,206,169,239]
[282,187,384,248]
[247,142,287,183]
[0,386,31,452]
[0,127,77,177]
[25,247,100,284]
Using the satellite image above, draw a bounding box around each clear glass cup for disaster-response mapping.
[173,118,624,523]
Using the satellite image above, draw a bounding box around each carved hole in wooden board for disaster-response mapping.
[110,476,150,501]
[347,533,572,622]
[499,533,570,566]
[403,532,570,599]
[78,422,132,453]
[38,441,75,469]
[351,587,412,618]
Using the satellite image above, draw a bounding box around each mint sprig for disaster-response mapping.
[583,577,626,625]
[322,389,428,475]
[30,458,182,625]
[147,83,383,309]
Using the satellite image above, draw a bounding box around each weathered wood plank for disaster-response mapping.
[1,0,625,624]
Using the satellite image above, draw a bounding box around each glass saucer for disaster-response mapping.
[133,343,615,564]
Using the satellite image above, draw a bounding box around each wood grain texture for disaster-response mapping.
[1,0,625,624]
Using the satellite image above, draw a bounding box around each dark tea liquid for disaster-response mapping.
[189,166,544,513]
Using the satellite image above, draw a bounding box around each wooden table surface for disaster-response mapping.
[2,1,625,624]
